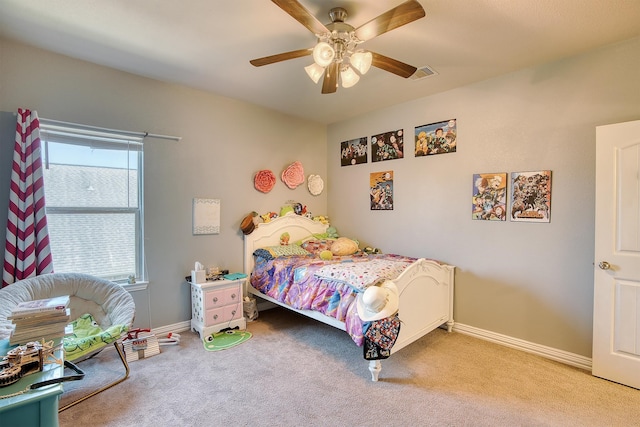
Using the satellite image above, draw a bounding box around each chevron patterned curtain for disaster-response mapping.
[2,108,54,287]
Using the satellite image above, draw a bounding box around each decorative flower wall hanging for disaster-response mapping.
[254,169,276,193]
[307,174,324,195]
[281,161,305,189]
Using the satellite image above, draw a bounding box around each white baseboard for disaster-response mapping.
[147,319,592,372]
[151,320,191,337]
[452,323,592,371]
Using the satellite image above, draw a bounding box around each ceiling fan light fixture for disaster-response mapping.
[350,51,372,75]
[304,63,325,84]
[312,42,335,67]
[340,66,360,88]
[253,1,426,94]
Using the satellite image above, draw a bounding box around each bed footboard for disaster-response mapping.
[391,258,455,355]
[364,258,454,381]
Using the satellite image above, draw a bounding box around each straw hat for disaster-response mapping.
[356,280,399,321]
[240,213,256,235]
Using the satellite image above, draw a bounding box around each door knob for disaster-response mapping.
[598,261,611,270]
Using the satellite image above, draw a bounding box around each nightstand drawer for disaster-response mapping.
[204,304,242,325]
[203,287,241,309]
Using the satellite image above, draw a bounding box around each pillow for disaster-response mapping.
[63,313,129,361]
[253,245,311,260]
[301,239,334,255]
[330,237,359,256]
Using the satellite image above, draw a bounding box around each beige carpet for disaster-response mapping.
[58,308,640,427]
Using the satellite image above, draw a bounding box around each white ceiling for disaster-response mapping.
[1,0,639,124]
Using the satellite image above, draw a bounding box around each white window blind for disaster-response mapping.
[40,122,145,283]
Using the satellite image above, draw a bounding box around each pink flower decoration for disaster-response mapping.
[281,161,305,189]
[254,169,276,193]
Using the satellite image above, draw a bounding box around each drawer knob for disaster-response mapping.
[213,297,218,303]
[213,314,218,320]
[231,310,236,316]
[231,293,236,299]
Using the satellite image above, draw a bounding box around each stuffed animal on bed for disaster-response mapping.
[261,212,278,223]
[280,232,290,245]
[312,215,329,225]
[320,250,333,260]
[280,205,294,217]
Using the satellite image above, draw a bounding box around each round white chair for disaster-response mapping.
[0,273,135,411]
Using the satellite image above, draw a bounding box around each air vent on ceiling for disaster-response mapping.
[410,65,438,80]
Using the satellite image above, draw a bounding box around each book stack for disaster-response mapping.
[8,295,72,345]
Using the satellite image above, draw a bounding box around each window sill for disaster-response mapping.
[121,281,148,292]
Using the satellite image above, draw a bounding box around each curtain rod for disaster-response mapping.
[39,117,182,142]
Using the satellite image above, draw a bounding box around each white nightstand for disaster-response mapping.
[190,278,246,338]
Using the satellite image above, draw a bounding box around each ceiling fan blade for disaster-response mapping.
[370,52,417,78]
[355,0,426,42]
[272,0,329,35]
[250,48,312,67]
[321,62,339,94]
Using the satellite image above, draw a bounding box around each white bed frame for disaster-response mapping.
[243,213,454,381]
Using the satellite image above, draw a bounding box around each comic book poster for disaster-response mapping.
[341,137,368,166]
[510,170,552,222]
[415,118,457,156]
[472,173,507,221]
[371,129,403,162]
[370,171,393,210]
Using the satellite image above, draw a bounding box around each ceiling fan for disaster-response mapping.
[250,0,426,94]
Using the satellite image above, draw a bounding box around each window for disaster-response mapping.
[40,123,144,283]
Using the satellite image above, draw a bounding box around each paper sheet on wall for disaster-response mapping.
[193,198,220,235]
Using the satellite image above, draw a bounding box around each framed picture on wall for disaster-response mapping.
[415,119,457,156]
[371,129,403,162]
[370,171,394,210]
[340,137,368,166]
[472,173,507,221]
[193,198,221,234]
[510,170,552,222]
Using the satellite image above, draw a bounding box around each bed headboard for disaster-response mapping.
[243,213,329,274]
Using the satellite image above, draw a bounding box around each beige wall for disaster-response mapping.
[327,36,640,357]
[0,39,327,330]
[2,35,639,358]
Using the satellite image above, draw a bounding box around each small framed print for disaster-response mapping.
[472,173,507,221]
[415,119,457,156]
[371,130,403,162]
[193,198,220,234]
[510,170,552,222]
[341,137,368,166]
[370,171,394,210]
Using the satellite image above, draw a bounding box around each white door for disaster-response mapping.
[593,119,640,389]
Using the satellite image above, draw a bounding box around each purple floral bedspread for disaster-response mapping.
[250,253,416,346]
